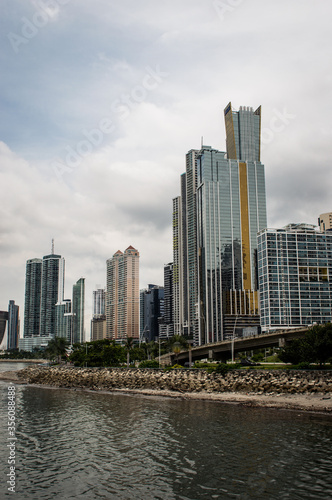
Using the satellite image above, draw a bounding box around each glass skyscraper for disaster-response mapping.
[23,258,42,337]
[40,253,65,337]
[72,278,85,344]
[173,103,267,345]
[258,224,332,331]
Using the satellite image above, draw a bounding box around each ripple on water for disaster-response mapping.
[1,385,332,499]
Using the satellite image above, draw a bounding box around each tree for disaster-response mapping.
[124,337,134,367]
[279,323,332,366]
[46,337,69,363]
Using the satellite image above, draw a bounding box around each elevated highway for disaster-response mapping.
[162,327,308,365]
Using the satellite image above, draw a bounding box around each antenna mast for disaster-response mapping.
[51,239,54,254]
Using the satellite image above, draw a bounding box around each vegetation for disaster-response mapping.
[279,323,332,367]
[46,337,69,363]
[138,360,160,368]
[0,349,46,359]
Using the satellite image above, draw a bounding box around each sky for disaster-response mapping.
[1,0,332,338]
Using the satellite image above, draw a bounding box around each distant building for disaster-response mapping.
[56,299,72,342]
[93,287,105,317]
[40,253,65,337]
[159,263,174,339]
[258,224,332,331]
[72,278,85,344]
[140,284,164,342]
[7,300,19,350]
[106,246,139,340]
[91,317,107,341]
[19,336,53,352]
[318,212,332,232]
[23,258,42,337]
[0,310,8,348]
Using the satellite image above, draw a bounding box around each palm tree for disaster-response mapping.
[124,337,134,368]
[46,337,69,363]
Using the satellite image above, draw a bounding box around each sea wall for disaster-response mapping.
[17,366,332,394]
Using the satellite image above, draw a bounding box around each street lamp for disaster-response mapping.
[231,316,239,364]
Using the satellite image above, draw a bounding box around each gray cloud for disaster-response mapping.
[1,0,332,336]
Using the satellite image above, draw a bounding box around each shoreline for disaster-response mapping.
[1,369,331,414]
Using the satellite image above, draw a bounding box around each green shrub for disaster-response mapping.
[293,362,312,370]
[214,363,230,376]
[138,360,160,369]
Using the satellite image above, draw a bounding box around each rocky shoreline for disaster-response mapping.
[1,365,330,413]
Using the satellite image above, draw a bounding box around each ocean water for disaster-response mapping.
[0,363,331,499]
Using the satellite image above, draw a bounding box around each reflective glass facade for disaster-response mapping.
[258,225,332,330]
[173,103,266,345]
[196,147,267,343]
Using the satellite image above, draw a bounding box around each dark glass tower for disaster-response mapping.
[23,258,42,337]
[39,254,64,337]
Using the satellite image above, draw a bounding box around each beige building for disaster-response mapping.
[319,212,332,232]
[106,246,139,340]
[91,316,107,341]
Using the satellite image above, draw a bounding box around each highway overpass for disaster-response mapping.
[162,327,308,365]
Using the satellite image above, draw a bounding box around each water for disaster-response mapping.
[0,368,332,499]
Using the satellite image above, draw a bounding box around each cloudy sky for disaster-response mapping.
[1,0,332,337]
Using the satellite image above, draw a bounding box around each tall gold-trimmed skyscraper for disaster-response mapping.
[106,246,139,340]
[174,103,267,345]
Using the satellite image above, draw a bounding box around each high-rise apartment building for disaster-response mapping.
[174,103,267,345]
[40,253,65,337]
[23,258,42,337]
[159,263,174,339]
[91,286,106,341]
[93,287,105,317]
[258,224,332,330]
[72,278,85,344]
[106,246,139,340]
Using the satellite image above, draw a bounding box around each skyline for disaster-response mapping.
[1,1,332,334]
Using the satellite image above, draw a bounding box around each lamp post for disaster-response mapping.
[231,316,239,364]
[187,339,194,367]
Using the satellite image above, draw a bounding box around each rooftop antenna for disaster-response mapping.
[51,238,54,254]
[201,136,203,148]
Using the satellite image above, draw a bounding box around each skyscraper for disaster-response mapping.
[91,286,106,341]
[93,287,105,317]
[140,284,164,342]
[159,263,174,339]
[106,246,139,340]
[39,253,65,337]
[7,300,19,350]
[72,278,85,344]
[174,103,267,345]
[56,299,72,342]
[23,258,42,337]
